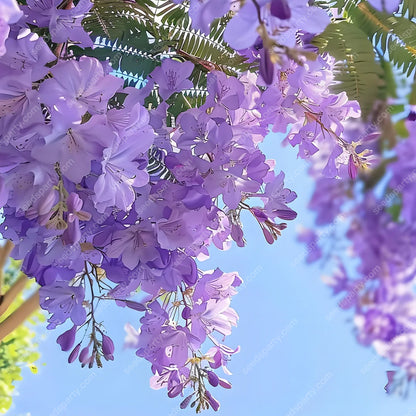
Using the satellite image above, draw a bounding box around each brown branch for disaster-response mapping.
[0,273,30,318]
[0,240,14,295]
[0,290,40,342]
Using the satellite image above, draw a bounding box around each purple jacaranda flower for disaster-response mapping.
[206,344,240,375]
[204,71,246,111]
[204,167,260,209]
[0,0,22,56]
[50,0,93,47]
[156,208,211,251]
[348,154,358,179]
[175,108,232,155]
[39,282,86,329]
[62,193,92,245]
[357,309,400,345]
[150,59,194,100]
[263,171,297,220]
[1,33,56,81]
[367,0,401,13]
[188,298,238,349]
[222,1,259,51]
[106,96,154,143]
[224,0,329,50]
[24,0,93,48]
[218,377,232,389]
[106,222,160,270]
[149,251,197,291]
[0,64,34,118]
[34,233,86,272]
[26,188,58,225]
[193,269,241,302]
[259,90,299,134]
[271,0,291,19]
[188,0,232,34]
[93,134,151,213]
[249,207,287,244]
[150,366,191,394]
[39,57,123,125]
[309,177,349,225]
[319,93,361,135]
[94,102,154,213]
[297,227,322,263]
[31,115,116,183]
[0,66,48,149]
[22,248,76,286]
[135,303,189,371]
[56,324,77,351]
[142,326,189,370]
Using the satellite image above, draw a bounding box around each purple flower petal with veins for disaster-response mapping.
[150,59,194,100]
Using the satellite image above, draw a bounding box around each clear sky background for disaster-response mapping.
[10,133,416,416]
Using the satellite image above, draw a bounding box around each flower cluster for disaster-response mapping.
[173,0,330,84]
[0,1,307,409]
[1,0,393,410]
[299,115,416,392]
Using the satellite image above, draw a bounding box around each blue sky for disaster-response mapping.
[10,133,416,416]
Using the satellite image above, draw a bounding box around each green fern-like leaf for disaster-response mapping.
[80,0,252,116]
[313,20,385,118]
[346,2,416,76]
[402,0,416,19]
[314,0,348,12]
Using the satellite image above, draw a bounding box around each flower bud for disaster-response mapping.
[79,346,90,365]
[125,300,147,311]
[167,383,183,398]
[68,343,81,363]
[56,325,76,352]
[205,390,220,411]
[207,371,219,387]
[102,334,115,360]
[180,394,194,409]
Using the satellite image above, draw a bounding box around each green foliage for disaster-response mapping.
[409,79,416,104]
[313,21,385,118]
[79,0,251,116]
[0,262,43,414]
[402,0,416,19]
[313,0,416,117]
[314,0,347,12]
[345,2,416,76]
